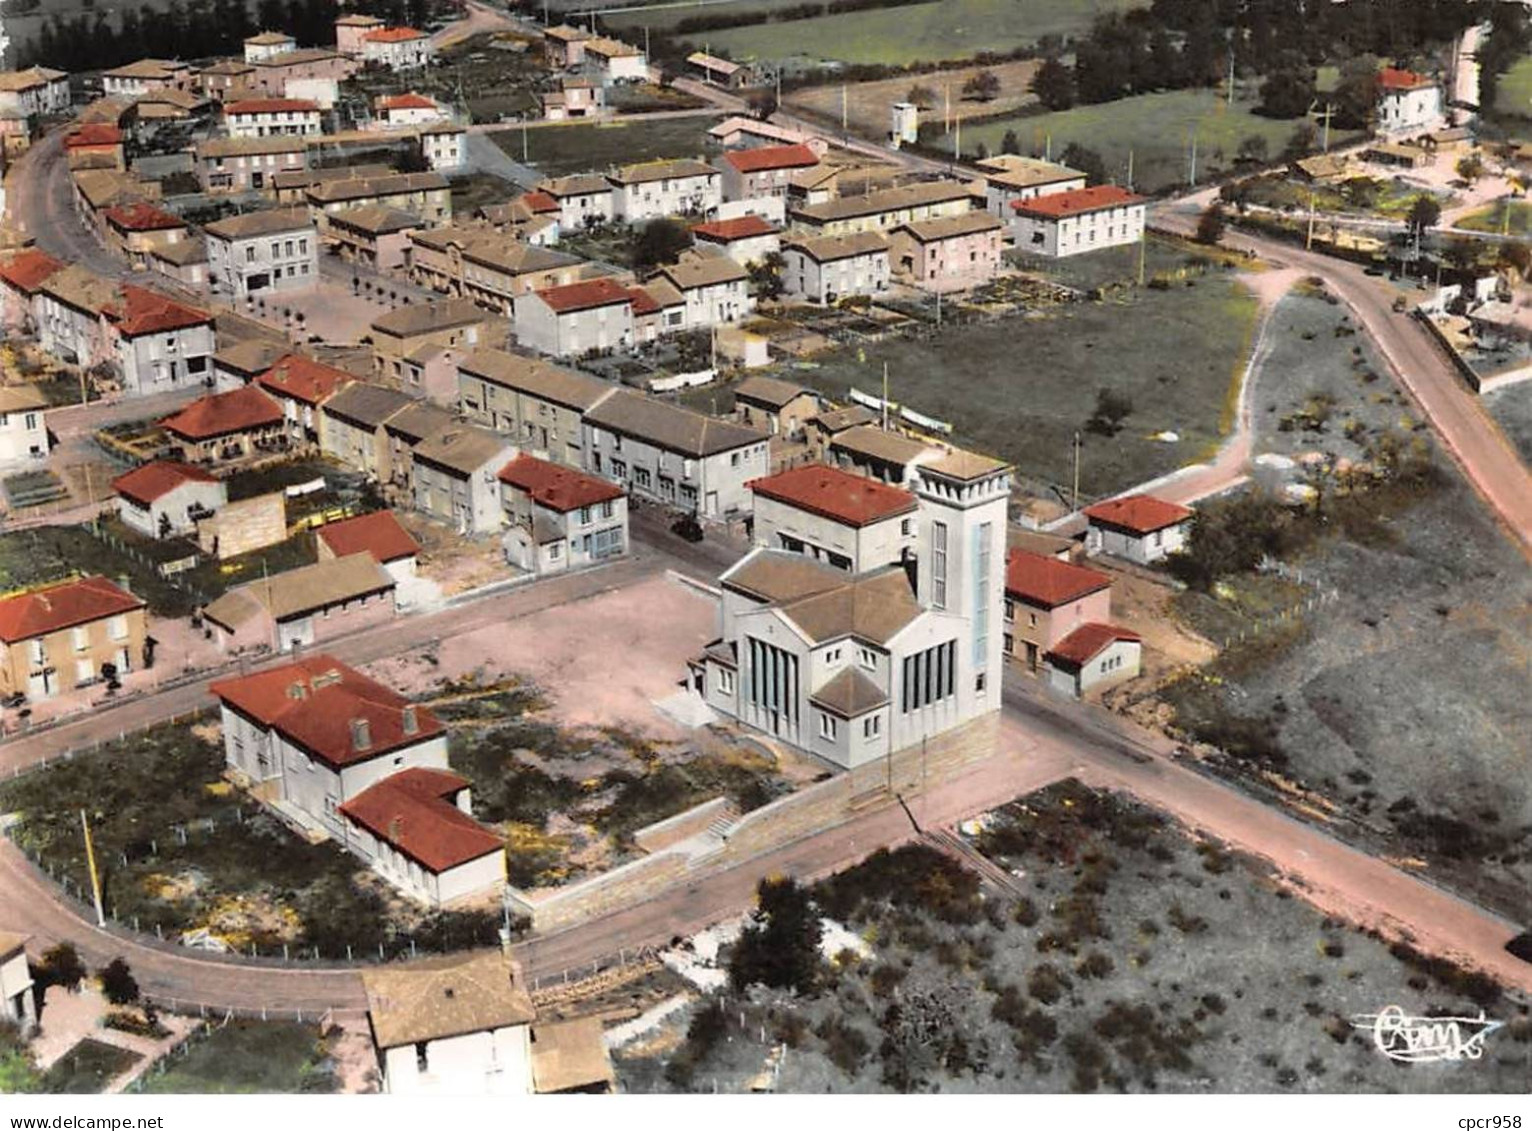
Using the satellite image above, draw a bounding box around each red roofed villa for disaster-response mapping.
[1376,67,1443,134]
[1010,184,1147,258]
[1083,494,1193,564]
[111,459,227,538]
[692,214,782,265]
[498,453,628,576]
[316,509,421,584]
[519,277,634,357]
[0,576,148,700]
[362,26,435,70]
[0,248,65,328]
[719,143,820,204]
[746,463,917,574]
[1042,622,1142,698]
[1003,547,1112,670]
[160,385,286,463]
[255,353,355,444]
[223,98,322,139]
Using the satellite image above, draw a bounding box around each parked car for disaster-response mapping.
[671,514,704,542]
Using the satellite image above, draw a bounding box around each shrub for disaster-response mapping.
[817,1016,871,1073]
[730,877,822,993]
[98,958,138,1006]
[1076,951,1115,979]
[39,942,86,992]
[1028,963,1071,1005]
[1013,897,1039,927]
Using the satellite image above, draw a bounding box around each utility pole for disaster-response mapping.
[1307,189,1316,251]
[881,361,889,430]
[80,809,105,927]
[1126,148,1134,193]
[1320,102,1336,153]
[954,116,961,165]
[1072,431,1081,512]
[1188,131,1198,187]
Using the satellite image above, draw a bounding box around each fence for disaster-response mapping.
[1207,557,1341,650]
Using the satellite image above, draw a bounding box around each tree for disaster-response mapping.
[395,143,429,174]
[1257,65,1317,119]
[0,1025,40,1094]
[98,958,139,1006]
[906,83,936,109]
[1236,134,1269,165]
[961,69,1000,103]
[746,89,777,120]
[1001,129,1021,155]
[1442,237,1482,273]
[1497,239,1531,278]
[1406,194,1442,238]
[1195,205,1227,246]
[1334,54,1380,129]
[1165,491,1296,591]
[631,218,692,271]
[1455,152,1485,184]
[1085,387,1134,437]
[728,876,822,993]
[1030,56,1075,111]
[748,251,785,300]
[1060,143,1107,187]
[1280,122,1318,164]
[40,942,85,992]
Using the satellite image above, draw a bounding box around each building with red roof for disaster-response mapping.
[0,576,148,700]
[1376,67,1443,134]
[1042,622,1142,698]
[362,26,436,70]
[374,91,447,127]
[497,453,627,576]
[255,353,355,443]
[0,248,65,329]
[719,143,820,205]
[62,123,126,173]
[102,284,216,396]
[1002,547,1112,669]
[316,509,421,582]
[101,203,191,270]
[1082,494,1193,564]
[210,654,503,905]
[111,459,227,538]
[692,214,782,266]
[746,463,917,575]
[1009,184,1147,258]
[517,277,634,358]
[160,385,285,462]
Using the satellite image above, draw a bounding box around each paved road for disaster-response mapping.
[7,131,140,280]
[1158,194,1532,555]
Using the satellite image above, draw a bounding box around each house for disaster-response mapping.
[691,452,1009,767]
[580,37,646,85]
[161,385,286,463]
[457,347,615,468]
[204,206,318,297]
[1041,622,1142,697]
[384,401,455,490]
[687,51,750,89]
[733,375,818,439]
[659,253,752,328]
[308,171,452,229]
[718,144,819,205]
[149,237,209,290]
[609,159,720,223]
[105,285,215,397]
[316,509,420,585]
[371,298,504,402]
[195,135,310,193]
[536,173,614,229]
[0,247,65,330]
[327,204,419,271]
[1293,152,1353,183]
[209,655,503,904]
[804,403,877,459]
[0,67,70,120]
[256,353,355,446]
[829,423,934,485]
[1376,67,1443,135]
[780,232,889,304]
[0,576,147,700]
[888,211,1004,292]
[203,553,396,653]
[71,169,159,234]
[246,48,358,98]
[419,124,467,172]
[0,933,36,1036]
[477,190,560,240]
[0,386,50,467]
[1002,548,1111,670]
[320,382,417,479]
[1363,140,1430,168]
[407,229,584,314]
[410,425,514,535]
[539,77,605,121]
[111,459,226,538]
[62,123,125,171]
[789,180,976,237]
[497,453,627,575]
[213,335,291,392]
[195,60,258,102]
[363,26,436,70]
[514,276,634,358]
[692,215,781,266]
[629,278,685,344]
[1082,494,1192,564]
[286,76,341,110]
[708,116,828,156]
[788,165,839,208]
[35,264,119,370]
[101,202,190,270]
[101,59,188,99]
[1010,185,1146,258]
[336,13,386,57]
[244,30,297,63]
[1008,526,1074,560]
[375,91,447,127]
[583,389,768,518]
[975,154,1086,217]
[224,97,322,139]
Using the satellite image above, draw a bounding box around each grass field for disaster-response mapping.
[775,244,1257,499]
[139,1022,334,1094]
[676,0,1145,68]
[1494,54,1532,119]
[787,60,1041,136]
[961,88,1362,193]
[40,1040,140,1094]
[490,116,722,179]
[1454,199,1532,235]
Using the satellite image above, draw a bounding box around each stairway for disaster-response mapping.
[705,803,742,841]
[921,827,1031,901]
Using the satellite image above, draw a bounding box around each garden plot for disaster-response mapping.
[1159,287,1532,920]
[786,60,1042,136]
[1484,379,1532,464]
[619,782,1529,1094]
[136,1020,336,1094]
[491,117,722,179]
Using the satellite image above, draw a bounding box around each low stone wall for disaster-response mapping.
[198,492,286,559]
[1415,310,1485,393]
[511,846,695,933]
[632,796,730,855]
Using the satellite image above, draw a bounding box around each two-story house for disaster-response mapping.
[371,297,505,403]
[658,253,753,328]
[1002,547,1112,670]
[101,202,190,271]
[610,159,721,223]
[254,353,355,447]
[336,13,385,56]
[308,171,451,229]
[0,386,50,467]
[0,247,65,331]
[780,232,890,303]
[1376,67,1443,135]
[243,30,296,63]
[101,59,188,99]
[497,453,628,575]
[733,375,819,439]
[410,425,514,535]
[457,347,616,468]
[888,210,1004,292]
[1009,185,1146,258]
[580,37,646,84]
[195,134,310,193]
[320,382,418,480]
[536,173,614,229]
[204,206,318,296]
[718,144,820,205]
[374,91,447,127]
[223,97,322,138]
[0,66,70,120]
[105,285,215,396]
[0,576,148,700]
[691,215,781,266]
[975,154,1087,217]
[789,180,976,237]
[362,26,436,69]
[513,276,634,358]
[111,459,226,538]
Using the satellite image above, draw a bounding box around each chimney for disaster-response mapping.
[401,704,418,735]
[350,716,372,751]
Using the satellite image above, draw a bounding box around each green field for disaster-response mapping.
[491,116,722,178]
[139,1022,334,1094]
[1455,199,1532,235]
[1495,54,1532,119]
[674,0,1144,68]
[961,88,1362,194]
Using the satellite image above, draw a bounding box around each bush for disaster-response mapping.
[39,942,86,992]
[816,1016,871,1073]
[98,958,138,1006]
[1075,951,1115,979]
[729,877,822,993]
[664,1000,729,1089]
[1028,962,1071,1005]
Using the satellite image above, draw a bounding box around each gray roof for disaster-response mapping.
[150,236,207,265]
[327,204,422,235]
[198,135,308,158]
[458,348,615,411]
[977,155,1086,189]
[810,404,877,432]
[609,159,717,186]
[723,550,922,645]
[537,173,611,198]
[383,400,454,443]
[733,374,811,410]
[308,172,449,205]
[782,231,887,263]
[792,180,975,225]
[810,667,888,717]
[204,552,393,626]
[214,338,288,376]
[322,382,417,429]
[660,254,747,290]
[831,424,930,467]
[204,206,313,241]
[895,210,1003,242]
[585,389,764,457]
[411,424,511,476]
[371,297,485,338]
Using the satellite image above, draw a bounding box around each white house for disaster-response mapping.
[244,30,296,63]
[580,36,646,84]
[108,285,216,397]
[1082,494,1193,564]
[362,26,436,70]
[514,276,633,358]
[609,159,720,223]
[1376,68,1444,135]
[0,386,50,467]
[0,67,71,120]
[780,232,890,304]
[536,174,614,230]
[1042,623,1142,698]
[497,453,628,575]
[316,509,420,587]
[224,97,322,139]
[0,933,36,1036]
[204,206,319,297]
[111,460,226,538]
[692,215,781,266]
[410,425,514,536]
[975,154,1086,217]
[1009,185,1146,258]
[101,59,188,99]
[659,253,753,328]
[718,143,820,204]
[420,124,466,172]
[375,91,447,127]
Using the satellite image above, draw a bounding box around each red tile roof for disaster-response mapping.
[364,25,427,41]
[748,464,917,528]
[210,654,444,769]
[255,354,354,406]
[63,123,123,149]
[1012,184,1146,219]
[627,285,660,315]
[0,248,66,294]
[225,98,319,115]
[1004,548,1110,608]
[340,768,503,873]
[722,143,819,173]
[1083,494,1193,536]
[316,509,420,564]
[111,460,219,506]
[1045,622,1141,668]
[497,453,623,512]
[693,215,779,242]
[107,285,210,336]
[535,276,632,314]
[1379,67,1434,92]
[102,201,186,232]
[0,576,144,643]
[161,386,283,440]
[519,190,558,214]
[377,92,437,111]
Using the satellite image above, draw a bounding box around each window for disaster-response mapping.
[719,669,735,694]
[578,506,592,525]
[1004,599,1014,622]
[931,521,948,609]
[245,246,256,263]
[825,647,841,664]
[1028,612,1038,628]
[269,242,279,258]
[549,542,562,560]
[730,451,741,467]
[600,500,614,519]
[863,715,880,738]
[818,712,837,740]
[900,517,912,536]
[611,459,626,479]
[975,672,987,693]
[1004,633,1013,654]
[29,640,44,665]
[901,641,956,713]
[857,647,876,670]
[634,467,652,489]
[108,615,128,641]
[72,626,89,652]
[23,413,37,430]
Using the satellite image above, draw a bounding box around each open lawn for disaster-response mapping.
[774,245,1257,500]
[40,1040,140,1094]
[787,60,1041,137]
[1454,199,1532,236]
[138,1022,334,1094]
[961,88,1362,193]
[1494,54,1532,120]
[669,0,1145,68]
[490,116,722,179]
